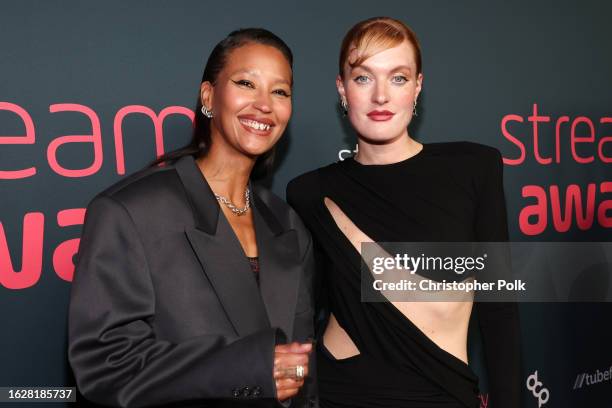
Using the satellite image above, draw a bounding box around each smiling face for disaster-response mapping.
[337,40,423,144]
[201,42,293,158]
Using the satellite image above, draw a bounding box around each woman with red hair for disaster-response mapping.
[288,17,520,408]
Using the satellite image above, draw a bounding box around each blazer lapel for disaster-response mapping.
[175,156,270,337]
[252,190,301,341]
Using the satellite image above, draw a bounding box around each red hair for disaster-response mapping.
[339,17,422,77]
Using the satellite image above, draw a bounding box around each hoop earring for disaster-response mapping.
[412,99,418,117]
[340,99,348,116]
[201,106,213,119]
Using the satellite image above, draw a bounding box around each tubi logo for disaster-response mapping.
[526,370,550,407]
[573,365,612,390]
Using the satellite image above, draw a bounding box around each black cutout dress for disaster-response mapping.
[287,142,521,408]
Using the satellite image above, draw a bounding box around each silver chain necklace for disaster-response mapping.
[214,188,250,216]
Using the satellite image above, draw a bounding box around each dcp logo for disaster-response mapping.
[526,370,549,407]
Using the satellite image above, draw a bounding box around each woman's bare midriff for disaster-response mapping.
[322,197,473,364]
[324,302,472,363]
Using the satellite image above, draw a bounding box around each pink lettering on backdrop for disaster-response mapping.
[571,117,595,164]
[598,182,612,228]
[503,104,610,235]
[47,104,103,177]
[519,185,548,236]
[0,102,37,179]
[478,393,488,408]
[600,118,612,163]
[501,104,610,165]
[554,116,570,164]
[53,209,86,282]
[0,213,44,289]
[527,103,552,165]
[519,183,610,235]
[549,184,596,231]
[501,114,525,165]
[1,102,195,288]
[114,105,195,174]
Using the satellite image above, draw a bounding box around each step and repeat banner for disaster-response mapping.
[1,1,610,406]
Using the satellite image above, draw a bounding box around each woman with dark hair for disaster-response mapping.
[287,17,521,408]
[68,28,317,408]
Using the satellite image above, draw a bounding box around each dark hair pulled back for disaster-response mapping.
[153,28,293,179]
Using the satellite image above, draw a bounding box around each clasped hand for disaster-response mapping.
[274,342,312,401]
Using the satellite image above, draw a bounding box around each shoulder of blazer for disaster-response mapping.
[89,164,192,227]
[102,164,181,197]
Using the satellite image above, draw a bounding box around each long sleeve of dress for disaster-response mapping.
[473,149,522,408]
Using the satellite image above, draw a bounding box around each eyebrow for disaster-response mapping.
[353,64,412,74]
[230,69,292,86]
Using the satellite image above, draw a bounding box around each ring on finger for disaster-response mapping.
[281,365,306,380]
[295,364,305,379]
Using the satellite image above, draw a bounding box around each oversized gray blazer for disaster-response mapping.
[68,155,317,408]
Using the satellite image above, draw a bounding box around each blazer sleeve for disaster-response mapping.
[289,233,318,408]
[68,195,280,408]
[473,149,522,408]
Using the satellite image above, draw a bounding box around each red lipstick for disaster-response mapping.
[367,110,394,121]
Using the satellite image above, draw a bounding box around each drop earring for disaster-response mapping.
[340,99,348,116]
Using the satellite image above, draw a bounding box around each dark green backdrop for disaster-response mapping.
[1,1,610,406]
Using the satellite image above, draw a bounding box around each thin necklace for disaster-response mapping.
[214,187,250,216]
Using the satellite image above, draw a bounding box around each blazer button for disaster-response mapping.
[252,386,262,397]
[232,388,241,398]
[242,386,251,397]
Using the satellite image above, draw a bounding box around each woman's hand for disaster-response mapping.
[274,342,312,401]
